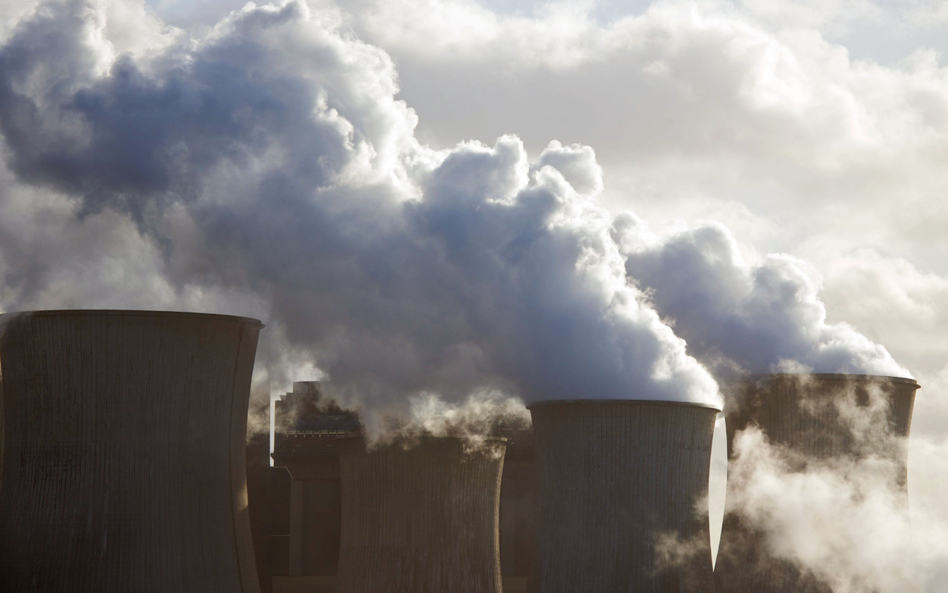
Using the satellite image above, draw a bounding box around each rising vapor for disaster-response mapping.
[621,218,909,384]
[0,0,725,428]
[0,0,912,425]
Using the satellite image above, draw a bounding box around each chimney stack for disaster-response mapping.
[714,373,919,593]
[0,310,263,593]
[335,436,507,593]
[527,400,719,593]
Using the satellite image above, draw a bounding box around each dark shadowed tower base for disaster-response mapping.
[527,400,719,593]
[0,310,263,593]
[714,373,919,593]
[335,436,507,593]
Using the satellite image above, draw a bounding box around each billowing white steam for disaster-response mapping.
[0,0,912,431]
[620,218,910,379]
[726,422,948,593]
[0,0,723,423]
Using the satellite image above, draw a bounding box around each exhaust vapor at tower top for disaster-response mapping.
[715,373,919,593]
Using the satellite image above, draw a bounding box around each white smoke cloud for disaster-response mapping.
[724,424,948,593]
[621,219,910,381]
[0,0,722,431]
[338,0,948,340]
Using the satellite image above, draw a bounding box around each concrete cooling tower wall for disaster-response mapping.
[0,310,263,593]
[527,400,719,593]
[714,373,919,593]
[335,436,507,593]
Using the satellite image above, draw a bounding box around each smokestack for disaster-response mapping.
[0,310,263,593]
[714,373,919,593]
[335,436,507,593]
[527,400,719,593]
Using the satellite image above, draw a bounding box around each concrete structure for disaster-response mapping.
[527,400,719,593]
[335,436,507,593]
[0,310,263,592]
[254,384,533,592]
[714,373,919,593]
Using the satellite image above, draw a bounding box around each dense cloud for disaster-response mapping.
[338,1,948,409]
[621,219,909,381]
[0,0,726,426]
[0,0,919,432]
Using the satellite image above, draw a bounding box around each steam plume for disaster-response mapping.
[620,219,910,382]
[0,0,720,431]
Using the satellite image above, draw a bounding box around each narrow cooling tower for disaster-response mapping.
[714,373,919,593]
[527,400,719,593]
[0,310,263,593]
[335,436,507,593]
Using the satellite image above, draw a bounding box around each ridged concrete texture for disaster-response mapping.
[527,400,719,593]
[335,437,507,593]
[714,373,919,593]
[0,310,264,593]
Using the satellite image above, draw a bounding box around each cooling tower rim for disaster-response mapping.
[335,434,509,444]
[527,399,722,411]
[0,309,264,328]
[749,372,919,388]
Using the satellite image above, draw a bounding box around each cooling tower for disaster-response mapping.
[0,310,263,593]
[714,373,919,593]
[527,400,719,593]
[335,436,507,593]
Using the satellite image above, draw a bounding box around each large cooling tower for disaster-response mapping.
[714,373,919,593]
[335,436,507,593]
[527,400,719,593]
[0,310,263,593]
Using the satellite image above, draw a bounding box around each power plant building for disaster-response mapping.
[265,383,360,592]
[0,310,263,593]
[527,400,719,593]
[714,373,919,593]
[335,436,508,593]
[255,383,536,593]
[11,311,915,593]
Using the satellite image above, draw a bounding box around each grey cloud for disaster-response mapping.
[341,0,948,279]
[0,0,720,431]
[533,140,603,196]
[622,221,909,379]
[0,0,353,224]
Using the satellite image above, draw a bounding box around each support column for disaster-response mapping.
[288,480,304,577]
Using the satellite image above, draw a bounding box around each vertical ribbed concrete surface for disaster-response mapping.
[335,437,507,593]
[527,400,719,593]
[715,374,919,593]
[0,310,263,593]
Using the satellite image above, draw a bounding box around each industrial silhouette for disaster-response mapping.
[0,310,263,593]
[527,400,718,593]
[0,310,924,593]
[335,436,507,593]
